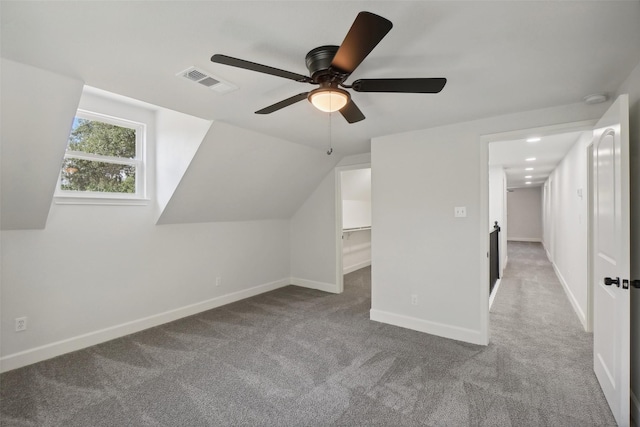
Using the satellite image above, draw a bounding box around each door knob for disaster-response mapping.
[604,277,620,287]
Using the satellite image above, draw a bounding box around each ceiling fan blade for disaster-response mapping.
[352,78,447,93]
[339,100,365,123]
[211,54,312,83]
[330,12,393,75]
[255,93,309,114]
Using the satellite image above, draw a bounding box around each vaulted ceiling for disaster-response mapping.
[3,1,640,156]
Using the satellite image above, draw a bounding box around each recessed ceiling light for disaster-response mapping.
[525,157,536,162]
[526,167,534,171]
[526,137,541,143]
[525,181,532,185]
[525,175,532,178]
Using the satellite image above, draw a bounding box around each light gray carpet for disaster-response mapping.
[0,242,616,426]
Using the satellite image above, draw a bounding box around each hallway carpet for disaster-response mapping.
[0,242,616,426]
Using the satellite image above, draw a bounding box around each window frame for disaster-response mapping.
[55,109,148,205]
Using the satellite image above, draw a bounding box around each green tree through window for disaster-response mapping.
[60,118,138,194]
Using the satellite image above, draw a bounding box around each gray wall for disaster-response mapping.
[507,187,542,241]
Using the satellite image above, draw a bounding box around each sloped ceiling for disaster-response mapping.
[1,59,83,230]
[2,2,640,156]
[157,121,337,224]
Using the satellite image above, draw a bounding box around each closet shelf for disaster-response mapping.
[343,226,371,232]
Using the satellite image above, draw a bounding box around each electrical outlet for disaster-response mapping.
[454,207,467,218]
[215,276,221,287]
[411,294,418,305]
[15,317,27,332]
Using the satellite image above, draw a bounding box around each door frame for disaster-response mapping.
[334,162,371,294]
[587,142,594,333]
[479,119,598,341]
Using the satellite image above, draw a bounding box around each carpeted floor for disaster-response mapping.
[0,241,616,426]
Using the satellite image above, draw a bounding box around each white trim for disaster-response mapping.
[586,142,594,333]
[489,278,502,310]
[501,255,508,277]
[343,260,371,275]
[631,390,639,426]
[479,134,491,346]
[369,309,486,346]
[55,196,150,206]
[481,120,598,347]
[335,162,372,295]
[507,237,542,242]
[0,278,290,373]
[551,260,588,331]
[334,168,345,294]
[55,104,148,201]
[290,277,340,294]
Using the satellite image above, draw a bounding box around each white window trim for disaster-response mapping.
[55,109,148,205]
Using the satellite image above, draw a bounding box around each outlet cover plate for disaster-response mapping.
[15,317,27,332]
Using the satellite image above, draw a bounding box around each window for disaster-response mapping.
[56,109,146,202]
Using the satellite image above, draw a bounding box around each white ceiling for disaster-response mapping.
[2,1,640,157]
[489,131,585,189]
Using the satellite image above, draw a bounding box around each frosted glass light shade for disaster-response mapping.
[309,89,349,113]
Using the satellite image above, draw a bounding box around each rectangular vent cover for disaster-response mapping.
[177,67,237,93]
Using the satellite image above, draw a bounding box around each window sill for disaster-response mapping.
[54,194,150,206]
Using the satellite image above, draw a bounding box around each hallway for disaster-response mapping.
[489,241,615,425]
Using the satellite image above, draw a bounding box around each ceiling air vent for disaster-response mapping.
[177,66,238,94]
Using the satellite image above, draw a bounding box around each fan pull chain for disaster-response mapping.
[327,107,333,155]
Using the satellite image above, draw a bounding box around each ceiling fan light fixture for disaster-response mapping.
[308,88,349,113]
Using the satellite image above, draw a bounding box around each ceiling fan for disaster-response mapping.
[211,11,446,124]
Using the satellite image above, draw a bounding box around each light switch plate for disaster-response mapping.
[454,207,467,218]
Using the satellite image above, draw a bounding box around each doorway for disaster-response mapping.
[483,120,597,329]
[335,164,371,293]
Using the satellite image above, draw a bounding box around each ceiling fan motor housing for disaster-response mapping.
[305,45,342,83]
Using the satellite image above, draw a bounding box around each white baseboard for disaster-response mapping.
[632,390,640,426]
[290,277,339,294]
[0,278,290,373]
[369,309,487,345]
[507,237,542,242]
[498,255,508,281]
[489,278,502,310]
[343,259,371,275]
[551,262,588,331]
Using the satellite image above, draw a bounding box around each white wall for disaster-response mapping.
[489,166,508,274]
[1,59,84,230]
[507,187,543,242]
[155,108,212,220]
[290,153,371,293]
[341,168,371,229]
[341,168,372,274]
[541,132,590,329]
[616,58,640,422]
[0,64,293,371]
[1,211,290,371]
[289,170,338,293]
[157,122,337,224]
[370,102,610,346]
[343,230,372,275]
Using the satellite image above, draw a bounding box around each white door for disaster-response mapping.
[592,94,630,426]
